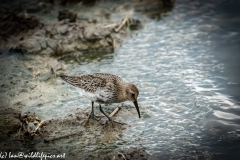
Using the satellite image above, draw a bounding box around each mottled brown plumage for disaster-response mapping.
[60,73,140,126]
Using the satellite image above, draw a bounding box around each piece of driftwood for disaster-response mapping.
[33,120,45,133]
[104,24,118,28]
[114,17,128,33]
[117,152,126,160]
[44,131,82,142]
[109,107,121,117]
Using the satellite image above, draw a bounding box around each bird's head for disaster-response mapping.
[125,83,141,118]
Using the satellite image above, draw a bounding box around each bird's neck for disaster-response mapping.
[117,82,130,102]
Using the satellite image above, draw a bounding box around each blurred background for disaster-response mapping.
[0,0,240,159]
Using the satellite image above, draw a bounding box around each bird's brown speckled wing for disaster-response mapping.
[92,73,123,83]
[60,73,123,93]
[60,75,106,92]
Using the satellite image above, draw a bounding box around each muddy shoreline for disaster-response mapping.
[0,0,174,159]
[0,108,149,160]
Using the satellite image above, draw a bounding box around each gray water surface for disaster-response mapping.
[5,0,240,159]
[55,0,240,159]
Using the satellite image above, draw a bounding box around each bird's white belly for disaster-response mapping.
[76,88,113,103]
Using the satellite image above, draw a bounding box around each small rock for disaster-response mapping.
[57,25,69,35]
[46,39,57,50]
[45,27,57,37]
[41,47,54,55]
[38,72,52,81]
[17,38,42,54]
[58,9,77,23]
[83,26,98,40]
[37,38,47,49]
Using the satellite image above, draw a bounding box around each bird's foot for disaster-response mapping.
[83,114,102,127]
[112,120,127,125]
[87,113,103,121]
[102,119,127,127]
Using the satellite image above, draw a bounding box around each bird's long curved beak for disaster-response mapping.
[133,100,141,118]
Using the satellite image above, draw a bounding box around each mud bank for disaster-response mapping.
[0,0,174,159]
[0,0,174,54]
[1,12,140,55]
[0,107,149,160]
[0,41,149,159]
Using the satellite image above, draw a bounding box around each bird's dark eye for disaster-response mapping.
[131,93,135,97]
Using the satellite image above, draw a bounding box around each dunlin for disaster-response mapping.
[60,73,140,126]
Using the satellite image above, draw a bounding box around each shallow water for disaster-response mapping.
[46,0,240,158]
[2,0,240,159]
[41,0,240,159]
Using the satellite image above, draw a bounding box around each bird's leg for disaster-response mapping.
[99,104,114,127]
[88,101,101,121]
[89,101,95,118]
[99,104,127,127]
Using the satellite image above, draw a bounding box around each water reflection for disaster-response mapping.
[58,50,113,65]
[214,110,240,121]
[13,0,239,159]
[69,0,240,158]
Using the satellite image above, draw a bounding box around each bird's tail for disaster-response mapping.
[59,75,67,81]
[59,75,81,88]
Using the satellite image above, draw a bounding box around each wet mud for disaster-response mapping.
[0,0,174,159]
[0,107,149,160]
